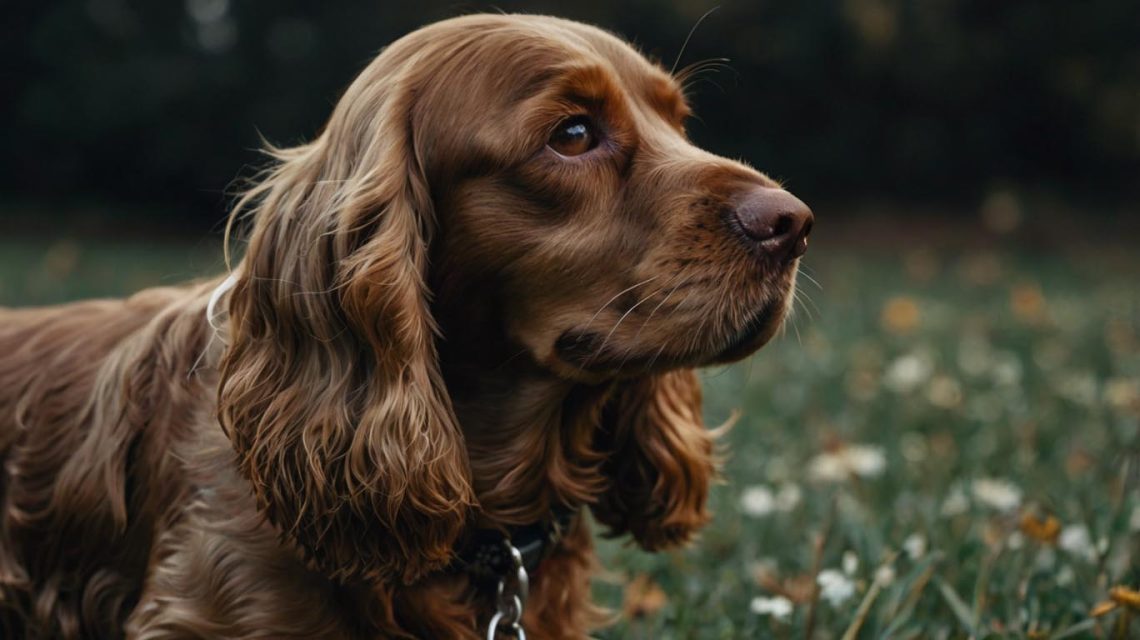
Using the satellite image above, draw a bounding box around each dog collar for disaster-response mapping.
[453,506,577,582]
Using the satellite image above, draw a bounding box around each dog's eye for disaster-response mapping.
[548,116,599,157]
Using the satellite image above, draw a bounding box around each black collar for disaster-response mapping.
[452,506,578,582]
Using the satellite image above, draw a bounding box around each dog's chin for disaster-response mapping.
[704,298,789,365]
[548,293,790,380]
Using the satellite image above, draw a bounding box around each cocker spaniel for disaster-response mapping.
[0,14,812,639]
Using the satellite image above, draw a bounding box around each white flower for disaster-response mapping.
[1105,378,1140,410]
[1059,525,1097,562]
[842,551,859,576]
[775,483,803,512]
[971,478,1022,511]
[902,533,927,559]
[1054,371,1098,406]
[847,446,887,477]
[874,565,896,586]
[991,351,1023,386]
[750,595,793,621]
[740,483,802,518]
[884,352,934,393]
[808,444,886,482]
[1129,505,1140,532]
[941,486,970,517]
[808,454,847,482]
[740,485,776,517]
[817,569,856,607]
[1006,531,1025,551]
[1056,565,1075,586]
[926,375,963,408]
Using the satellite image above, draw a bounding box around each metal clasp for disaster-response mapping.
[486,541,529,640]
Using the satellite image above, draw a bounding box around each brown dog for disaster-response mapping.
[0,14,812,639]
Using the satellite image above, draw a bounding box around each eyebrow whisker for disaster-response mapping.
[670,7,722,76]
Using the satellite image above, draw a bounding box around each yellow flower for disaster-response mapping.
[1091,586,1140,618]
[1010,283,1047,324]
[1018,512,1061,544]
[880,296,920,334]
[1110,586,1140,608]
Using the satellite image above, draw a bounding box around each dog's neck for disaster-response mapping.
[442,354,613,527]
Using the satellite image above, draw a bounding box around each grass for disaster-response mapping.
[2,230,1138,638]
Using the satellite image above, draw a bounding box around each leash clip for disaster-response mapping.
[486,541,528,640]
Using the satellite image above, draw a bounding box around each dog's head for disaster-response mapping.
[218,14,812,584]
[415,16,813,380]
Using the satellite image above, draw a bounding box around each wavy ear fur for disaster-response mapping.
[218,58,474,585]
[592,369,719,550]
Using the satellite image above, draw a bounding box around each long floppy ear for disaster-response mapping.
[217,61,474,585]
[591,369,719,550]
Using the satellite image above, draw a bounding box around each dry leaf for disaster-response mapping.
[622,575,668,620]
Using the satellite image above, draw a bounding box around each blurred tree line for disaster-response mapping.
[3,0,1137,230]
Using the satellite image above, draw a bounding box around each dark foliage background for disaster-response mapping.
[3,0,1137,231]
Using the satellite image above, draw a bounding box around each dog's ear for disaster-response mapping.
[591,369,719,550]
[217,55,474,585]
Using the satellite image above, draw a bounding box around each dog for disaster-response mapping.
[0,14,812,639]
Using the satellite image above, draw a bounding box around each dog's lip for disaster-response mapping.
[552,297,783,374]
[710,301,781,363]
[553,329,607,366]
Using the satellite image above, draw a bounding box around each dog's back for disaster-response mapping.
[0,285,215,638]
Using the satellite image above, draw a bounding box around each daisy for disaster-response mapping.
[1058,524,1097,562]
[883,352,933,393]
[972,478,1022,511]
[808,444,887,482]
[902,533,927,559]
[740,485,776,517]
[750,596,793,621]
[817,569,856,607]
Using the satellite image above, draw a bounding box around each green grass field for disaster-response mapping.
[3,231,1138,638]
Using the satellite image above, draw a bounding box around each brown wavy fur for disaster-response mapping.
[1,14,803,639]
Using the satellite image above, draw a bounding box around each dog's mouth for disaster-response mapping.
[552,291,790,376]
[707,298,786,364]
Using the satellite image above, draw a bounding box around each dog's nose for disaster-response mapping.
[733,187,814,262]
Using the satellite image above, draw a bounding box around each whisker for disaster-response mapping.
[633,272,693,337]
[584,279,669,368]
[617,272,695,369]
[681,58,732,71]
[495,347,532,370]
[676,59,732,84]
[581,276,660,332]
[682,76,729,96]
[798,267,824,292]
[643,281,705,372]
[796,289,821,320]
[670,7,721,76]
[789,285,814,322]
[685,300,716,359]
[788,293,804,346]
[645,341,671,371]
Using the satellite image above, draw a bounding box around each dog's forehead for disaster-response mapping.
[426,14,679,99]
[519,16,675,86]
[520,20,687,123]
